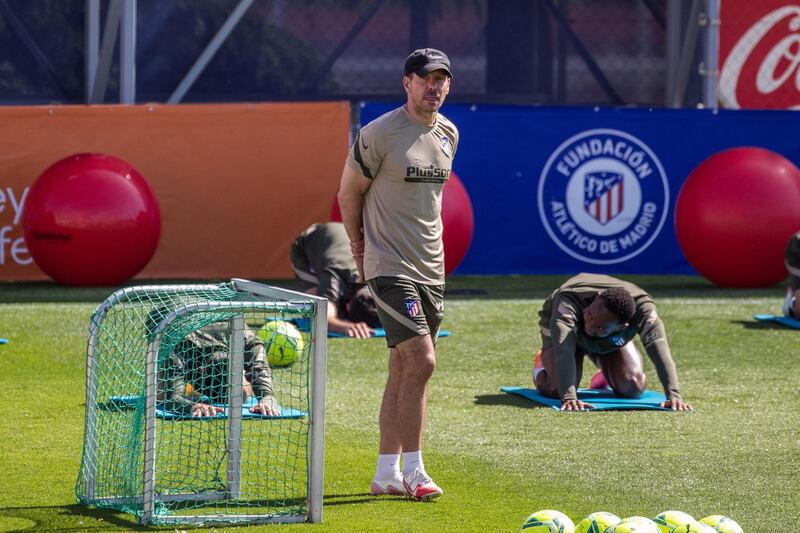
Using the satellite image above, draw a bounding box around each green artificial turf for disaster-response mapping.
[0,276,796,532]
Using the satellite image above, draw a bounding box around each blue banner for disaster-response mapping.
[359,103,800,275]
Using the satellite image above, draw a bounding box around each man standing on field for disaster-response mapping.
[337,48,459,500]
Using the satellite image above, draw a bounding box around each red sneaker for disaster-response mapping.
[589,370,609,390]
[370,476,405,496]
[532,350,544,385]
[403,469,443,501]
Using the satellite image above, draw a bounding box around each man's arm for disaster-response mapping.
[314,269,374,338]
[306,282,373,337]
[638,303,692,411]
[243,328,280,415]
[157,349,223,417]
[549,296,590,409]
[156,352,193,414]
[327,303,373,338]
[337,164,372,281]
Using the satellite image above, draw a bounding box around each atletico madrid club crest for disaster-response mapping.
[584,171,624,225]
[404,298,420,317]
[538,128,669,265]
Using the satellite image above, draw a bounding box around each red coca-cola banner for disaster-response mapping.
[719,1,800,109]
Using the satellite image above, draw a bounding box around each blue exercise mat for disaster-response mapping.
[753,313,800,329]
[500,386,671,411]
[0,338,7,344]
[328,328,451,338]
[106,395,306,420]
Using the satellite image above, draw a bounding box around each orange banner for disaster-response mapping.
[0,102,350,282]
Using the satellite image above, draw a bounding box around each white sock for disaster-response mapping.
[375,453,400,481]
[402,450,424,478]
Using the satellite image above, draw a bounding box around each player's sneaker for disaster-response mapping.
[532,350,543,384]
[589,370,609,390]
[370,476,405,496]
[403,469,443,501]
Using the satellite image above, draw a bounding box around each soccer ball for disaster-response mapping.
[673,523,715,533]
[608,517,660,533]
[521,509,576,532]
[257,320,304,367]
[654,510,697,532]
[575,511,621,533]
[698,515,743,533]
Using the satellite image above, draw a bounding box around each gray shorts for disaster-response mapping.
[367,277,444,348]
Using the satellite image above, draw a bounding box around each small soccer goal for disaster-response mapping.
[75,279,327,526]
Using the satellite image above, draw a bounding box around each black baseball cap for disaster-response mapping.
[403,48,452,78]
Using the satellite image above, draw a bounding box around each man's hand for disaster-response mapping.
[250,395,281,416]
[330,314,374,339]
[191,402,224,417]
[560,399,595,411]
[346,321,374,338]
[660,398,692,411]
[350,239,365,282]
[337,321,374,339]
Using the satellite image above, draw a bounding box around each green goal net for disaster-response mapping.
[75,279,327,526]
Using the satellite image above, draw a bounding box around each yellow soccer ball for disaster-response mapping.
[608,517,660,533]
[257,320,304,367]
[698,515,743,533]
[654,510,697,532]
[575,511,621,533]
[673,523,714,533]
[521,509,576,532]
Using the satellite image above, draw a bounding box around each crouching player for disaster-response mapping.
[782,232,800,318]
[533,273,692,411]
[148,309,281,418]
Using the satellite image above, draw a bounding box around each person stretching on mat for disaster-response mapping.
[148,310,281,417]
[291,221,381,338]
[533,273,692,412]
[782,231,800,318]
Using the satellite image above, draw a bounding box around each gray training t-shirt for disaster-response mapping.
[346,105,459,285]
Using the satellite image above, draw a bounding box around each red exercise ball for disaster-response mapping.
[330,172,474,275]
[441,172,475,275]
[675,147,800,288]
[23,153,161,286]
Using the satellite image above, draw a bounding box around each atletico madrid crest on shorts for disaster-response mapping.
[404,298,420,317]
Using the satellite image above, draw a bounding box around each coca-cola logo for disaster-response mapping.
[719,5,800,109]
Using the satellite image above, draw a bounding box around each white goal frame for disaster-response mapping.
[79,279,327,525]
